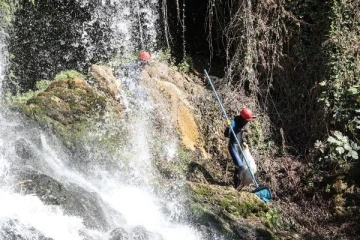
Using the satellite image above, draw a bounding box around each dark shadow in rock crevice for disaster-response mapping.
[187,161,229,186]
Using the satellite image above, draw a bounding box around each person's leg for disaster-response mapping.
[229,143,244,189]
[233,167,241,189]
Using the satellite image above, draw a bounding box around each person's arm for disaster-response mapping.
[224,120,235,137]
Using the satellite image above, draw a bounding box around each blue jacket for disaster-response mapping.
[224,115,247,145]
[224,115,248,168]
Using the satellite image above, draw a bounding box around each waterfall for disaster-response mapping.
[0,1,209,240]
[78,0,159,61]
[0,25,6,92]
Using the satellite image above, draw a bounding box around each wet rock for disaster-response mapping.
[109,227,126,240]
[16,67,125,168]
[142,64,205,155]
[0,218,52,240]
[14,138,38,161]
[91,64,120,99]
[109,226,164,240]
[12,169,116,232]
[26,77,107,126]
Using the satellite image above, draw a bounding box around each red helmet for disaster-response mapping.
[240,107,253,120]
[139,51,151,61]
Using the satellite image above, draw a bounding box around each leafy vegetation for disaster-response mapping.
[315,131,359,171]
[177,55,193,73]
[316,0,360,174]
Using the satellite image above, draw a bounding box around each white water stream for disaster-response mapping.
[0,25,6,91]
[79,0,159,61]
[0,1,212,239]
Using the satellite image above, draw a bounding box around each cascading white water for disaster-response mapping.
[0,1,213,240]
[79,0,159,61]
[0,26,6,91]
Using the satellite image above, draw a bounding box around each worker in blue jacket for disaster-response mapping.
[224,107,253,189]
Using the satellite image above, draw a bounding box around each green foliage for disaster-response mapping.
[261,208,281,229]
[314,0,360,173]
[178,55,193,73]
[157,49,174,64]
[54,70,84,81]
[319,0,359,127]
[315,131,359,171]
[246,119,277,156]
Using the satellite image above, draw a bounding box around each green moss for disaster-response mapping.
[0,0,35,26]
[3,79,51,106]
[35,80,51,91]
[98,135,126,154]
[4,90,36,105]
[18,94,125,158]
[0,1,14,25]
[259,208,283,229]
[10,74,111,149]
[177,148,188,160]
[187,183,277,239]
[189,182,270,219]
[55,70,85,81]
[155,146,194,180]
[193,187,212,196]
[218,193,268,218]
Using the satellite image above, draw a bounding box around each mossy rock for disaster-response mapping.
[19,77,106,143]
[12,66,126,164]
[186,182,275,239]
[26,77,106,124]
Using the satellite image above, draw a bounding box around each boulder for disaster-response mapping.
[0,218,52,240]
[90,64,120,99]
[15,66,126,167]
[12,169,117,232]
[186,182,273,240]
[109,226,164,240]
